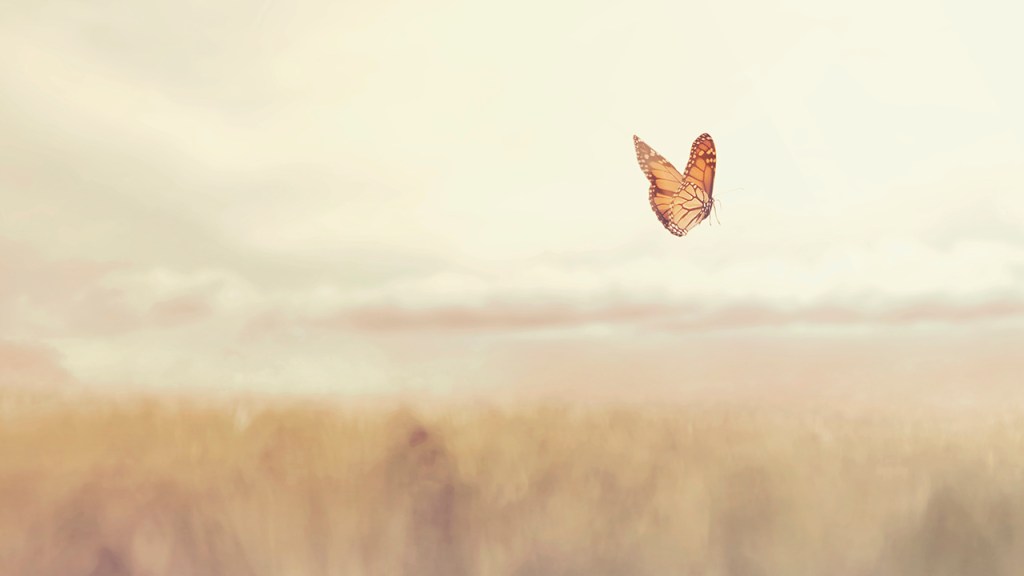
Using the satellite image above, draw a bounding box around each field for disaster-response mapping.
[2,395,1023,575]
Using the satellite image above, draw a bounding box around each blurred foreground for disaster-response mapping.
[2,395,1023,575]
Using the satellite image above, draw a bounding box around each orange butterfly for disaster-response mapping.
[633,133,717,236]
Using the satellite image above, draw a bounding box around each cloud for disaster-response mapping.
[0,240,260,338]
[6,235,999,342]
[265,237,1024,334]
[311,295,1024,334]
[326,303,661,332]
[148,293,215,325]
[3,230,1023,396]
[645,296,1024,333]
[0,339,76,389]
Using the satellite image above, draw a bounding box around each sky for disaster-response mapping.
[2,0,1023,404]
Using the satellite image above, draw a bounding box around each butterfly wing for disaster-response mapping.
[634,134,712,236]
[683,133,716,197]
[650,180,711,236]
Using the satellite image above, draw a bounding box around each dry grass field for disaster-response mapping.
[2,395,1023,575]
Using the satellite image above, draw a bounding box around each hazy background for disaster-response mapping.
[4,2,1024,574]
[2,0,1023,401]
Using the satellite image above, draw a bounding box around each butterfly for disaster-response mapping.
[633,133,717,236]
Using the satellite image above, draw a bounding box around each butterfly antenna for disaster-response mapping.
[712,197,721,225]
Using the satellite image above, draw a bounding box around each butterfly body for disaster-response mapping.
[633,133,717,236]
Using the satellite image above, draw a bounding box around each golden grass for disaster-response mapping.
[2,396,1023,575]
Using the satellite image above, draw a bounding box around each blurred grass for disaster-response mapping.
[2,396,1024,575]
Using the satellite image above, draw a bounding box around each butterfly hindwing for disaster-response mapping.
[650,181,709,236]
[634,134,714,236]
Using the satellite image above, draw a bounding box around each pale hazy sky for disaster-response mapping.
[2,0,1022,402]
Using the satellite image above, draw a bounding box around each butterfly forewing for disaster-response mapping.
[683,133,716,196]
[634,134,715,236]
